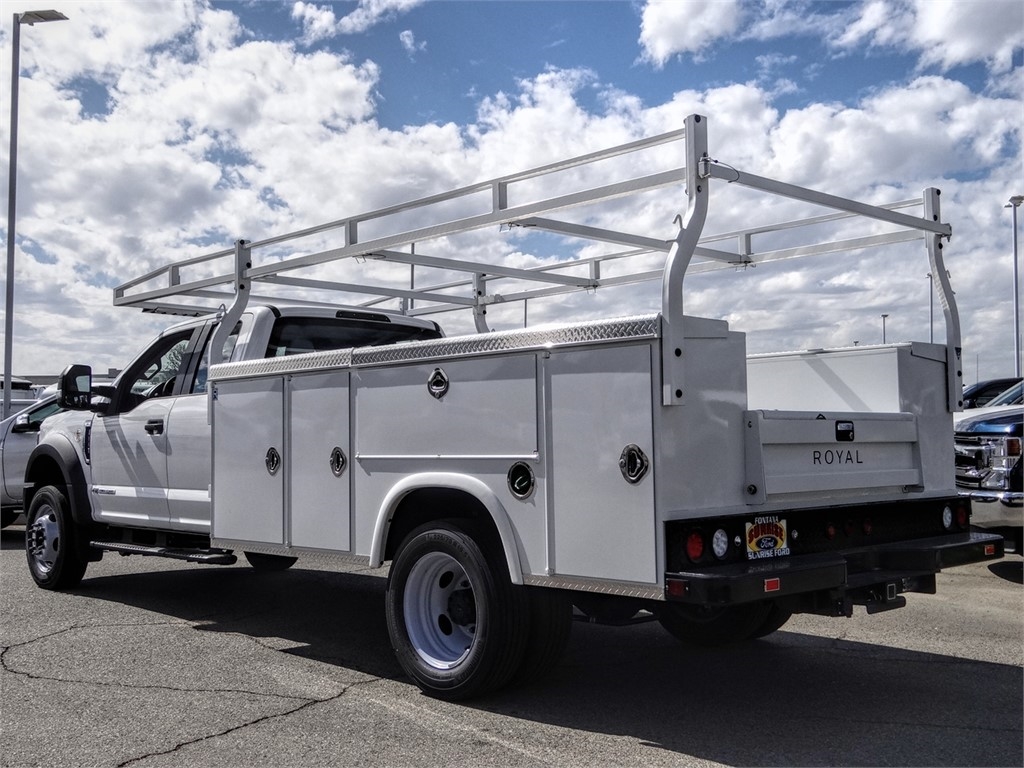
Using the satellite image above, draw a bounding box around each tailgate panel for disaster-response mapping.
[745,410,921,503]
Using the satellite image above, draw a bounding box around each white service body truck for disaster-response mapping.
[25,115,1003,699]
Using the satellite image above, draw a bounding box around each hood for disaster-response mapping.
[954,406,1024,436]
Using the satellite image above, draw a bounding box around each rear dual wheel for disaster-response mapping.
[657,601,791,646]
[385,521,571,700]
[386,522,527,700]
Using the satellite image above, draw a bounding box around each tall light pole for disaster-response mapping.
[881,313,889,344]
[1007,195,1023,378]
[4,9,68,418]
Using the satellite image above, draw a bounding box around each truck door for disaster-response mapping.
[163,320,242,532]
[89,327,201,528]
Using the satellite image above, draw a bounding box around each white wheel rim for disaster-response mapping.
[403,551,477,669]
[27,506,60,575]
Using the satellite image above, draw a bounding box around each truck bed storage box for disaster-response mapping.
[745,343,955,502]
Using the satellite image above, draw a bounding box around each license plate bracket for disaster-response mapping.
[745,516,790,560]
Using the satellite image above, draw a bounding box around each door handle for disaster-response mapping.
[144,419,164,435]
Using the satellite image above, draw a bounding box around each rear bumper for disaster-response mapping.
[665,531,1004,609]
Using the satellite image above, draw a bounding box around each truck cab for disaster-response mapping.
[26,305,441,541]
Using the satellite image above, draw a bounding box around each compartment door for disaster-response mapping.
[289,372,351,551]
[549,344,656,584]
[212,377,284,543]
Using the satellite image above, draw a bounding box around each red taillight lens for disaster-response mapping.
[956,505,969,528]
[825,523,837,540]
[686,531,704,561]
[666,579,688,597]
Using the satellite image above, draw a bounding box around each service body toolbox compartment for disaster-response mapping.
[211,313,1001,616]
[211,315,675,589]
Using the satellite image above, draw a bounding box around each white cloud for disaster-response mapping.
[835,0,1024,74]
[638,0,744,67]
[0,0,1019,383]
[292,0,426,42]
[336,0,426,35]
[400,29,426,58]
[291,1,339,45]
[640,0,1024,77]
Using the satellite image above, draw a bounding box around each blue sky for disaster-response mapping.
[1,0,1022,381]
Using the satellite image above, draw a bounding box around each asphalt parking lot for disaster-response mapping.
[1,523,1021,768]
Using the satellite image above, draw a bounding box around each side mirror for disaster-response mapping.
[10,413,37,434]
[58,364,93,410]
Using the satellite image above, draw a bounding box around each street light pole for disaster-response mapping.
[1008,195,1023,378]
[4,9,67,419]
[881,313,889,344]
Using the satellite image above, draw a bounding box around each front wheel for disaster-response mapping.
[385,522,528,700]
[25,485,88,590]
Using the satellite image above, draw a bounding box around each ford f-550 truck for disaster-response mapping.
[25,115,1003,700]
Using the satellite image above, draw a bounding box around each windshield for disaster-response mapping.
[988,381,1023,407]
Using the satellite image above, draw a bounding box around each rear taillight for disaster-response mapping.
[685,531,704,562]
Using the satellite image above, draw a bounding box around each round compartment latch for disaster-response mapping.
[427,367,450,399]
[619,444,649,484]
[329,446,347,477]
[507,462,536,500]
[265,447,281,476]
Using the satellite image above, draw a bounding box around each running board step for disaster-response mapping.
[90,541,237,564]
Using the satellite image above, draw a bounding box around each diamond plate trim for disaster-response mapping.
[522,573,663,601]
[211,348,353,381]
[211,538,375,568]
[353,314,660,366]
[210,314,659,381]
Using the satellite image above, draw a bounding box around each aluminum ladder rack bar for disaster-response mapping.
[110,113,963,410]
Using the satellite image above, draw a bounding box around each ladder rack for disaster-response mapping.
[112,114,961,410]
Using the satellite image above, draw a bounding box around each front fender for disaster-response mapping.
[370,472,525,585]
[25,437,92,526]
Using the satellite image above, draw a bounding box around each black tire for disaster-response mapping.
[25,485,88,590]
[516,587,573,684]
[1,509,19,529]
[385,521,528,700]
[244,551,298,571]
[748,602,793,639]
[656,602,773,647]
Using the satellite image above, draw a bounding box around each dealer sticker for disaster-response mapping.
[745,515,790,560]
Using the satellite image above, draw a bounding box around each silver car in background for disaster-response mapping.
[1,396,61,527]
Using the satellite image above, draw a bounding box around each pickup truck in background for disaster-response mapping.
[24,115,1004,700]
[955,400,1023,552]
